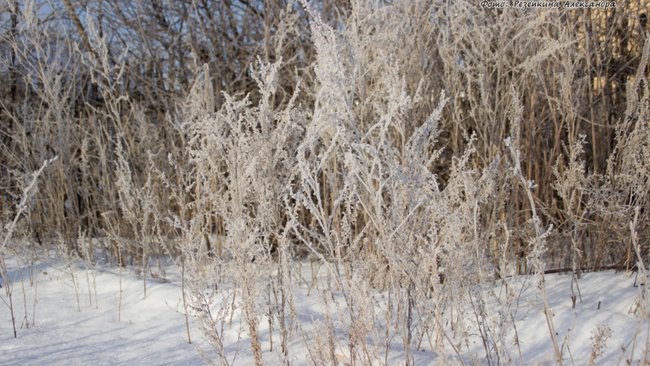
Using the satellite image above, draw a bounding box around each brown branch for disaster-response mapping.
[62,0,98,60]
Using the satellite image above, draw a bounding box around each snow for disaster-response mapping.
[0,258,204,366]
[1,255,649,365]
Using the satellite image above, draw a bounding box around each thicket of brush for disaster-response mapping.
[1,0,649,364]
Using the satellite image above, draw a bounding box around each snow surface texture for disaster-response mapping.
[0,258,203,366]
[1,256,649,365]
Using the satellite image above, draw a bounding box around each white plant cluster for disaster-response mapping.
[165,3,535,365]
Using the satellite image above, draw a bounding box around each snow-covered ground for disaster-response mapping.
[0,257,205,365]
[1,255,649,365]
